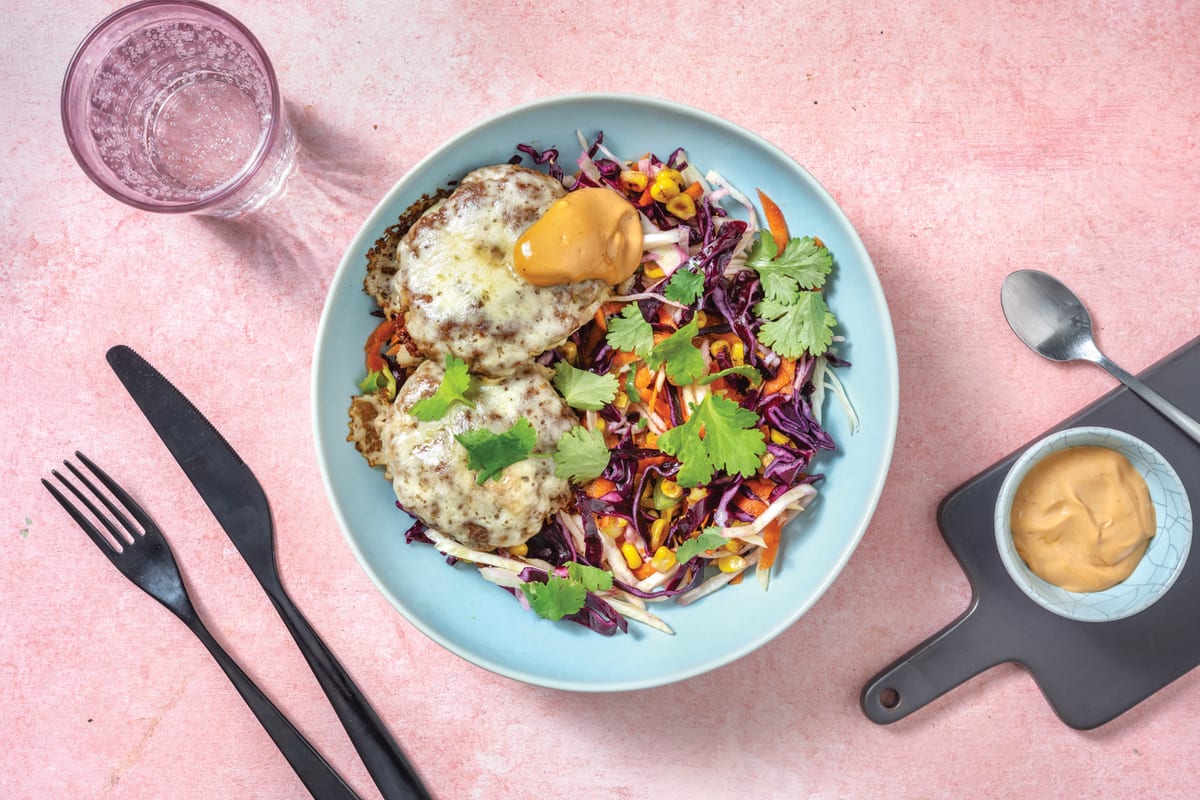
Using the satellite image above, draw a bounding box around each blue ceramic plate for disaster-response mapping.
[312,93,899,691]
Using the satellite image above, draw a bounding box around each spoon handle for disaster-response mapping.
[1097,355,1200,446]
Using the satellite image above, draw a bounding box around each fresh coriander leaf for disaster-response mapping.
[746,234,833,299]
[358,368,396,400]
[664,267,704,304]
[699,365,763,386]
[567,562,614,592]
[675,529,730,564]
[521,575,586,621]
[755,292,837,358]
[552,361,618,410]
[657,394,766,487]
[605,304,654,357]
[454,417,537,484]
[648,318,705,385]
[409,355,475,421]
[552,426,611,483]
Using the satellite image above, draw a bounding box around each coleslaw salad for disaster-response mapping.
[357,131,854,635]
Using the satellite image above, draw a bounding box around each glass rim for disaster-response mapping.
[60,0,285,214]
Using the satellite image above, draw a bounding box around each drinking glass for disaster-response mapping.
[61,0,296,217]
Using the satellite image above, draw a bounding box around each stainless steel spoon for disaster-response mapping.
[1000,268,1200,445]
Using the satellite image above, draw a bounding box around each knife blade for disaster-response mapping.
[107,344,430,800]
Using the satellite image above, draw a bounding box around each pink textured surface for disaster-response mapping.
[4,1,1200,798]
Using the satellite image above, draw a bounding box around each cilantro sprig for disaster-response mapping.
[552,426,610,482]
[675,529,730,564]
[552,361,617,411]
[746,234,838,357]
[409,355,475,421]
[699,365,763,386]
[454,417,536,484]
[605,304,654,357]
[664,267,704,305]
[756,293,837,357]
[657,394,766,487]
[647,317,705,385]
[521,562,614,621]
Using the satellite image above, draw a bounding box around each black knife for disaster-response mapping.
[107,344,431,800]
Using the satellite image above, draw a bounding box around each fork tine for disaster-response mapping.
[66,453,145,541]
[41,476,122,560]
[53,462,136,548]
[75,451,156,535]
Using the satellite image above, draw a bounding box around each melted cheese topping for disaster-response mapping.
[381,360,575,551]
[393,164,609,377]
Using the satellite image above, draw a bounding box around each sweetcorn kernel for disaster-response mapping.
[651,546,677,573]
[598,516,627,538]
[717,554,747,573]
[619,170,649,192]
[649,518,670,551]
[621,542,644,570]
[665,193,697,220]
[650,175,681,202]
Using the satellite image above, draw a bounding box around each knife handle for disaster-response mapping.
[183,615,363,800]
[266,586,432,800]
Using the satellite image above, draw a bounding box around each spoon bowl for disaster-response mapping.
[1000,270,1103,363]
[1000,269,1200,446]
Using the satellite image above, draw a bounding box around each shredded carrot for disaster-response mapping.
[632,562,657,580]
[744,478,774,501]
[585,478,616,499]
[646,369,666,416]
[762,357,797,396]
[634,366,654,394]
[684,181,704,201]
[636,455,669,472]
[656,303,676,327]
[756,189,790,253]
[759,518,784,570]
[734,479,775,517]
[652,394,671,424]
[591,302,627,333]
[364,318,399,372]
[612,350,640,368]
[734,493,769,517]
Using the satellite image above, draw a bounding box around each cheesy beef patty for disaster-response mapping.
[380,359,575,550]
[383,163,610,377]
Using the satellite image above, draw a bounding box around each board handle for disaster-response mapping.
[860,603,1010,724]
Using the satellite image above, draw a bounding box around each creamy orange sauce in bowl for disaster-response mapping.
[1009,445,1155,593]
[993,427,1192,623]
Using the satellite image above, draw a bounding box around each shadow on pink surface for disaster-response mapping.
[194,99,386,284]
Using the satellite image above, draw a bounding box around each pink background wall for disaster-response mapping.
[3,1,1199,797]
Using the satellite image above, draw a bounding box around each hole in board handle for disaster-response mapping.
[878,687,900,710]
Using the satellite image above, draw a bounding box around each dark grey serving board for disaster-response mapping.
[861,336,1200,730]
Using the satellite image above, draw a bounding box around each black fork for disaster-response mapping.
[43,452,361,800]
